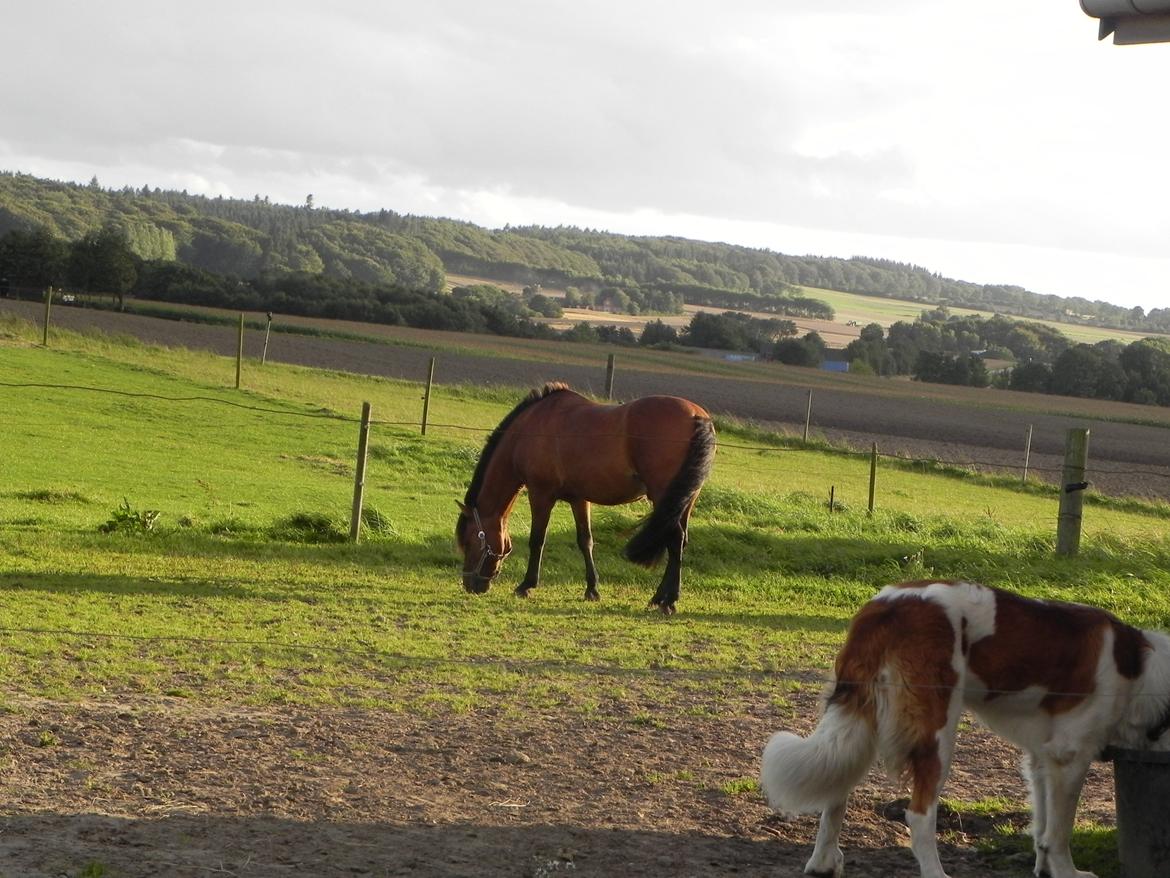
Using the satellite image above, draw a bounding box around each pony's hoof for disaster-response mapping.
[513,586,532,598]
[584,589,600,602]
[647,600,676,616]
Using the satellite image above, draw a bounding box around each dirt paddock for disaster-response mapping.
[0,693,1116,877]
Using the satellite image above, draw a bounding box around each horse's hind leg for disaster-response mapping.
[648,522,684,614]
[570,498,600,601]
[649,502,691,614]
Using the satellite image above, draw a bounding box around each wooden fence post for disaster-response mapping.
[868,442,878,515]
[803,388,813,442]
[235,313,245,389]
[1056,428,1090,557]
[421,356,436,435]
[605,354,616,400]
[350,401,372,543]
[42,286,53,346]
[261,312,273,365]
[1022,424,1033,483]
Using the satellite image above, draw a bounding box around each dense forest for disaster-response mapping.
[4,170,1165,332]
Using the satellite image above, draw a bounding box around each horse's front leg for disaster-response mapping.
[515,494,553,598]
[570,498,600,601]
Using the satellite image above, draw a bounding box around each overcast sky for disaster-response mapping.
[2,1,1167,310]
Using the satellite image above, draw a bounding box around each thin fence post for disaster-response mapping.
[261,312,273,365]
[868,442,878,515]
[803,388,813,442]
[829,485,835,513]
[42,286,53,346]
[235,312,245,389]
[421,356,436,436]
[605,354,616,400]
[350,401,372,543]
[1022,424,1033,483]
[1056,427,1090,557]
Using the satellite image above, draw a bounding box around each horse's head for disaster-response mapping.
[456,503,512,594]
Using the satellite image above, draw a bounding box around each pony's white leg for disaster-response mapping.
[804,799,847,877]
[904,689,963,878]
[1023,751,1051,877]
[1036,751,1096,878]
[906,804,950,878]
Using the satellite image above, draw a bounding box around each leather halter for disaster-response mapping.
[462,507,507,579]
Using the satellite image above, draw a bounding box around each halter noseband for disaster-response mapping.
[463,507,507,579]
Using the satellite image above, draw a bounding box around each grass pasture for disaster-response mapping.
[3,313,1167,875]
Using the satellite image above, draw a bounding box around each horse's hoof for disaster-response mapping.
[584,590,600,602]
[514,586,532,598]
[647,599,676,616]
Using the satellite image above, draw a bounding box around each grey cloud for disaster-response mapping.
[2,0,1167,269]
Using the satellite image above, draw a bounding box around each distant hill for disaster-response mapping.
[2,170,1166,333]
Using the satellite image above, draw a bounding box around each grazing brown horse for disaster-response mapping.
[456,383,716,614]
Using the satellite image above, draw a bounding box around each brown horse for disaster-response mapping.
[456,383,716,614]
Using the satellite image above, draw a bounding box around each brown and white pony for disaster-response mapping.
[456,383,716,614]
[761,580,1170,878]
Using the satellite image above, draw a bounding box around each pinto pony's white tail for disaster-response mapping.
[760,702,877,814]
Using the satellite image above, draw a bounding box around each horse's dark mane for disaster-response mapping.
[456,382,573,549]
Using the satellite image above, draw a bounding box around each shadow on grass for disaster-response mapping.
[495,592,849,633]
[0,569,324,603]
[5,518,1143,623]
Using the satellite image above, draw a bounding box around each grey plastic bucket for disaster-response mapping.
[1107,747,1170,878]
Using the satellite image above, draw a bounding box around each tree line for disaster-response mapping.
[821,308,1170,406]
[0,224,787,353]
[17,170,1164,334]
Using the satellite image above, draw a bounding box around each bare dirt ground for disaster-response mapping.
[0,690,1116,878]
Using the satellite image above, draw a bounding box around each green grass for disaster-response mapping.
[4,314,1170,716]
[971,818,1118,878]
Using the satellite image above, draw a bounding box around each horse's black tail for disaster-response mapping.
[624,416,716,567]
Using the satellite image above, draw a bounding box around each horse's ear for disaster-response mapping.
[456,500,469,515]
